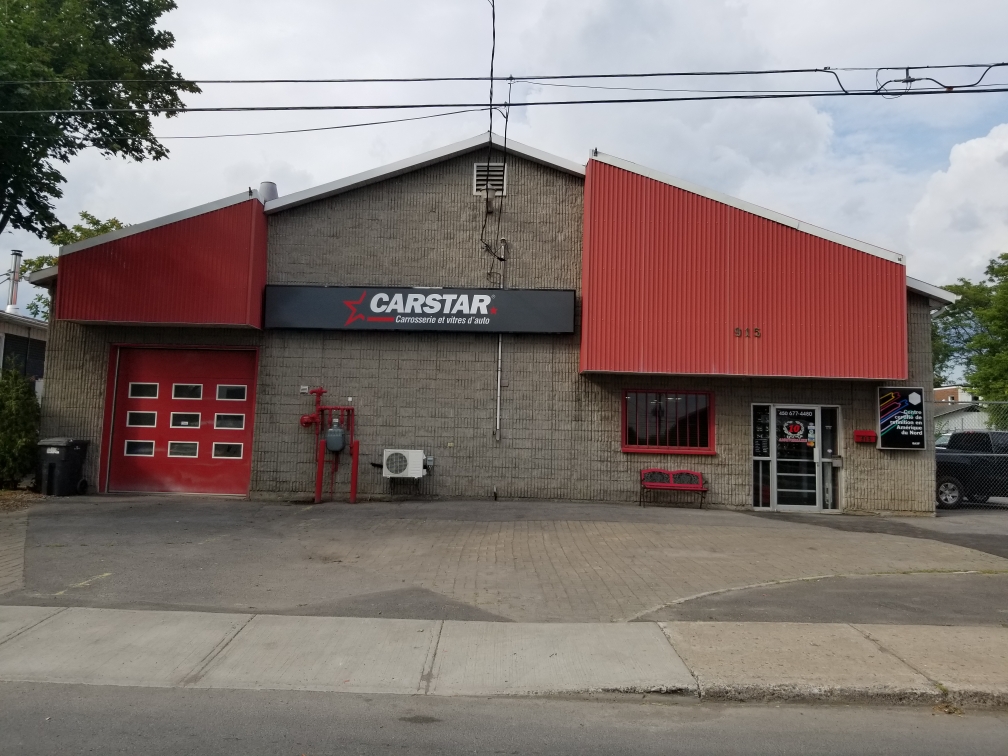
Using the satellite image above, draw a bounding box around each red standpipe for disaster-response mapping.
[300,387,357,504]
[350,440,359,504]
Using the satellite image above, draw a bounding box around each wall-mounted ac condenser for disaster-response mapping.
[382,449,431,479]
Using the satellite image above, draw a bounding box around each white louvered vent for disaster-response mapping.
[473,163,507,196]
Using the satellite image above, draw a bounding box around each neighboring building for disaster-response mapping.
[34,133,955,514]
[0,309,48,397]
[934,386,990,434]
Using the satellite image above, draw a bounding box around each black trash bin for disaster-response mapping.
[37,438,90,496]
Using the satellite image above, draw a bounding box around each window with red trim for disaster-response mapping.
[622,390,715,454]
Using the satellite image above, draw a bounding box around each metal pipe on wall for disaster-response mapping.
[6,250,22,315]
[494,238,507,442]
[495,334,503,441]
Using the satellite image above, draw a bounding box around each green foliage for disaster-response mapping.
[0,369,40,487]
[0,0,197,240]
[986,403,1008,431]
[17,250,56,319]
[933,253,1008,400]
[47,210,126,247]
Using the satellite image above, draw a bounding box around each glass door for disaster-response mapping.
[774,407,820,509]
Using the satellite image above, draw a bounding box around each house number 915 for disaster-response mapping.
[734,327,762,338]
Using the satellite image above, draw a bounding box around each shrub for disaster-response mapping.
[0,369,40,488]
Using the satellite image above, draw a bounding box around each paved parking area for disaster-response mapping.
[3,498,1007,622]
[0,513,27,596]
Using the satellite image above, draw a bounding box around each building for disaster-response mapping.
[0,309,48,398]
[934,386,989,435]
[31,133,955,513]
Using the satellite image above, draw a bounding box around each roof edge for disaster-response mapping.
[27,265,58,289]
[0,309,48,329]
[907,276,959,306]
[590,152,906,266]
[58,190,263,257]
[264,132,585,214]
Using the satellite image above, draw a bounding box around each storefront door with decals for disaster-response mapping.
[752,405,842,511]
[107,348,257,495]
[775,407,819,508]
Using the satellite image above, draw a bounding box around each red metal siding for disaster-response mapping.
[55,199,267,327]
[580,160,908,379]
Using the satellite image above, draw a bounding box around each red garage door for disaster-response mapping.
[107,348,257,495]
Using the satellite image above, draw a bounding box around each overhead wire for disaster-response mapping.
[155,107,485,139]
[4,62,1004,85]
[7,83,1008,116]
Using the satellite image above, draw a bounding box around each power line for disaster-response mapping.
[156,107,484,139]
[3,62,1005,85]
[6,84,1008,115]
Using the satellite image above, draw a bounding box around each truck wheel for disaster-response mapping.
[936,477,964,508]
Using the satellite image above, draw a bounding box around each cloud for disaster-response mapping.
[907,124,1008,284]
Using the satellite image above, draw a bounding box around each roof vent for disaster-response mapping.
[258,181,278,203]
[473,163,506,196]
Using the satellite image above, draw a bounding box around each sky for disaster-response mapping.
[4,0,1008,312]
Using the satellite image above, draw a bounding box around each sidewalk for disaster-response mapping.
[1,605,1005,705]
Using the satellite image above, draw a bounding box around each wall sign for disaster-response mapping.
[264,285,575,333]
[878,387,925,450]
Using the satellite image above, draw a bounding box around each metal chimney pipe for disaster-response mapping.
[258,181,278,203]
[5,250,22,315]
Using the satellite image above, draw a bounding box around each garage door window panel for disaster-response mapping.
[216,385,247,401]
[128,383,158,399]
[215,413,245,430]
[124,440,155,456]
[171,412,201,428]
[213,443,243,459]
[172,384,203,400]
[126,411,156,427]
[168,441,199,458]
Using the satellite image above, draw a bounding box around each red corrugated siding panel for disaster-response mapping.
[580,160,907,379]
[55,199,266,327]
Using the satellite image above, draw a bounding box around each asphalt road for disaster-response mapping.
[1,683,1005,755]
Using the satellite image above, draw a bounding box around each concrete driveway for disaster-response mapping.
[2,497,1007,623]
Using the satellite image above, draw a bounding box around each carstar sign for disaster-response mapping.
[263,285,576,333]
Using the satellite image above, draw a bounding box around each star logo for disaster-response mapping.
[343,290,367,326]
[490,306,497,315]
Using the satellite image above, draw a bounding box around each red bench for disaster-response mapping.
[639,469,708,508]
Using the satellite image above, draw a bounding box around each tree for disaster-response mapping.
[0,0,197,241]
[932,253,1008,399]
[931,277,990,387]
[48,209,126,247]
[0,368,40,488]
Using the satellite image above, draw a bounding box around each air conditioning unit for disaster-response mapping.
[383,449,432,479]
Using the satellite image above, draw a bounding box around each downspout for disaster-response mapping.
[495,238,507,442]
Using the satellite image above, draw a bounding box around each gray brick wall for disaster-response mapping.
[39,145,937,513]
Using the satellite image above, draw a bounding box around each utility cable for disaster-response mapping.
[156,107,484,139]
[8,84,1008,115]
[5,62,1004,85]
